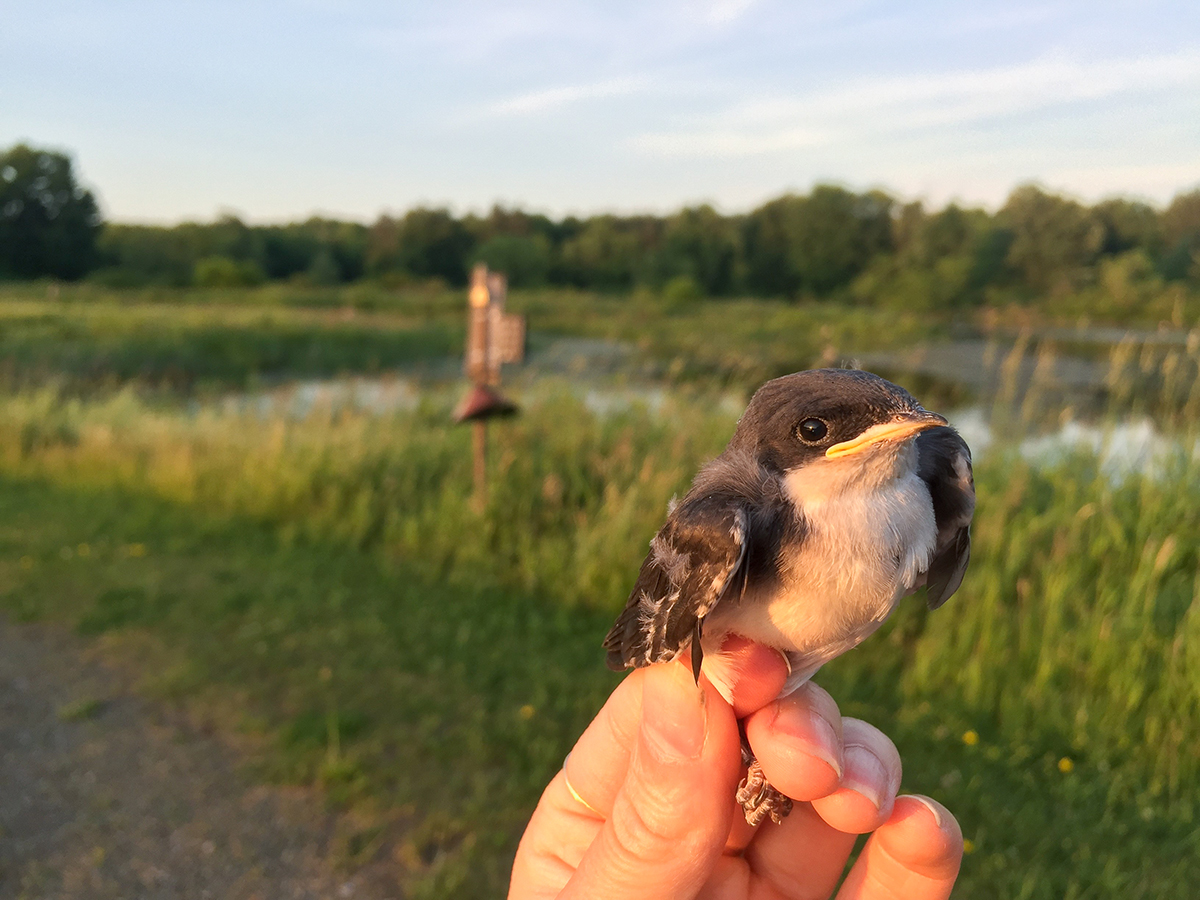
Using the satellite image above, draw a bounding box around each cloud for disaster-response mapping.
[486,75,648,117]
[700,0,761,26]
[632,49,1200,157]
[634,125,828,157]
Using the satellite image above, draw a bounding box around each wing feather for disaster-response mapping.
[604,499,748,671]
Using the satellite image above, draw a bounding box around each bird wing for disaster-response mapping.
[916,426,976,609]
[603,495,749,673]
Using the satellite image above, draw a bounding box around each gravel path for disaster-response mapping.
[0,616,401,900]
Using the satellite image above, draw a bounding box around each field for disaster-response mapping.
[1,283,1198,897]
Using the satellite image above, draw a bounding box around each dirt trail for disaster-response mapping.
[0,616,399,900]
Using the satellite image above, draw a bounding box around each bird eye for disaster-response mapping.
[798,418,828,442]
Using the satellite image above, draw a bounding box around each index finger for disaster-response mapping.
[566,641,789,818]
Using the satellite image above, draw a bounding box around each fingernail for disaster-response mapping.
[776,649,792,676]
[841,743,891,811]
[642,663,707,761]
[906,794,945,828]
[772,701,843,779]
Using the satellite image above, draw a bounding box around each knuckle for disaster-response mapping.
[609,785,688,865]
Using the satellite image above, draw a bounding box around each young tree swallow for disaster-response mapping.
[603,369,975,826]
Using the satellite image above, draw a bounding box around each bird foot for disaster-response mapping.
[737,760,793,826]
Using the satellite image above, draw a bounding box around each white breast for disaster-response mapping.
[704,454,937,697]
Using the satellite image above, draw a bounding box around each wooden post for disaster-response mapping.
[472,419,488,511]
[454,264,523,512]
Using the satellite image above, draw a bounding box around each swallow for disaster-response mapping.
[603,368,975,826]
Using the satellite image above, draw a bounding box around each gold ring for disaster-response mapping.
[563,753,602,816]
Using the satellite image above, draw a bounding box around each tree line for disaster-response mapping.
[3,142,1199,309]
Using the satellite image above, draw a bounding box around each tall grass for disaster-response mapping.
[0,294,461,391]
[1,283,957,393]
[1,379,1198,791]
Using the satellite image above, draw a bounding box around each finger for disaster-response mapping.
[558,667,646,817]
[836,795,963,900]
[710,635,791,718]
[744,681,844,803]
[723,801,759,855]
[810,718,902,834]
[562,641,788,822]
[508,770,609,899]
[561,661,743,900]
[731,800,858,899]
[509,673,646,899]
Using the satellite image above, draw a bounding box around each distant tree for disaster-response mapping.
[919,205,975,262]
[276,217,366,282]
[1163,188,1200,243]
[366,208,473,285]
[365,216,402,276]
[0,143,102,279]
[206,213,262,262]
[743,185,892,296]
[742,194,803,295]
[95,223,204,286]
[967,227,1015,290]
[464,205,560,287]
[999,185,1104,292]
[655,205,739,295]
[305,247,341,285]
[558,215,649,290]
[474,234,551,287]
[1091,198,1162,256]
[1160,188,1200,281]
[468,204,560,246]
[891,202,926,261]
[192,255,265,287]
[892,202,979,267]
[259,226,318,280]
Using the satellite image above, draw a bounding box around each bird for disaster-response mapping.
[603,368,975,826]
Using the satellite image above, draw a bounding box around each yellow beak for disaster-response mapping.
[825,412,948,459]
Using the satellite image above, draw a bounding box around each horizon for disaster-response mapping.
[4,1,1198,225]
[70,177,1200,229]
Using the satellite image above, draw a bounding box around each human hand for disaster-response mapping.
[509,638,962,899]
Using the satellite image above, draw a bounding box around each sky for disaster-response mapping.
[3,0,1198,223]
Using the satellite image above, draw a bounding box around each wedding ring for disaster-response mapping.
[562,753,602,816]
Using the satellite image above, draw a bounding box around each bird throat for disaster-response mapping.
[711,441,936,693]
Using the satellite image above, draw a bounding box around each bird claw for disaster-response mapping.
[737,760,793,826]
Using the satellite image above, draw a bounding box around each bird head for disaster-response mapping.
[729,369,947,488]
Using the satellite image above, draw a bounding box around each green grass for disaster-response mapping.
[1,282,958,394]
[0,291,461,392]
[509,289,951,388]
[0,384,1198,897]
[0,474,617,896]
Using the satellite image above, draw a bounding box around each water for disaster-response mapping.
[224,376,423,419]
[224,326,1199,475]
[948,406,1200,476]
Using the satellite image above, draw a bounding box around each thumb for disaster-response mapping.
[561,662,740,900]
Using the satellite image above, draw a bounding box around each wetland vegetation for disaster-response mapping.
[0,277,1198,897]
